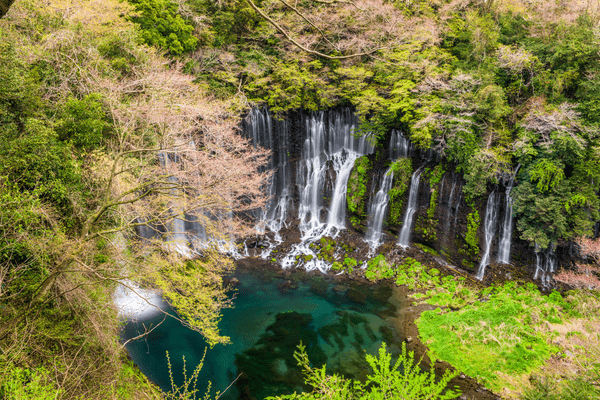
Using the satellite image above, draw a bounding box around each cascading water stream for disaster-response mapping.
[476,192,499,280]
[157,151,192,257]
[398,167,423,248]
[497,166,520,264]
[365,167,394,249]
[534,244,557,288]
[246,109,293,258]
[389,130,411,159]
[453,193,462,229]
[282,110,374,272]
[444,175,457,242]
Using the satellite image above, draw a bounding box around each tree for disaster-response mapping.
[0,0,270,395]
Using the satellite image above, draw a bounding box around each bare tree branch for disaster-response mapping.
[245,0,381,60]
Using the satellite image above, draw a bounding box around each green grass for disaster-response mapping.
[417,282,569,392]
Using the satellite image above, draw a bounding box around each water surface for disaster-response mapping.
[122,263,403,399]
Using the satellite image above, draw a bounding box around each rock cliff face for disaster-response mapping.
[240,107,579,285]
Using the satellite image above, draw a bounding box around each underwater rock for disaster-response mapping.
[277,279,297,294]
[346,288,367,304]
[332,285,347,293]
[235,311,326,400]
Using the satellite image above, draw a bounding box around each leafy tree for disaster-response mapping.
[127,0,198,55]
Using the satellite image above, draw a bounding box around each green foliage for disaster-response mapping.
[513,179,599,249]
[346,156,372,227]
[365,254,393,281]
[523,375,600,400]
[151,256,234,347]
[165,350,215,400]
[529,159,565,193]
[0,366,60,399]
[331,257,357,275]
[267,342,460,400]
[364,256,449,292]
[443,11,500,66]
[127,0,198,54]
[0,118,83,213]
[57,94,108,151]
[387,158,413,226]
[247,60,338,113]
[417,282,578,393]
[463,207,480,258]
[394,258,441,290]
[415,166,444,242]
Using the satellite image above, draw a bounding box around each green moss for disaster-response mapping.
[417,282,569,393]
[415,167,444,243]
[414,243,440,257]
[387,158,413,226]
[346,156,372,228]
[463,205,480,258]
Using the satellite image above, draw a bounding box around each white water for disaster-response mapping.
[398,168,423,248]
[476,192,499,280]
[389,130,411,159]
[365,167,394,249]
[247,109,292,257]
[534,244,557,288]
[279,110,373,272]
[497,166,520,265]
[113,279,166,322]
[444,176,457,241]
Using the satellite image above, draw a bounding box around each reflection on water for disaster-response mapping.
[121,264,402,399]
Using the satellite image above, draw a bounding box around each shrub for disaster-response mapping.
[266,342,460,400]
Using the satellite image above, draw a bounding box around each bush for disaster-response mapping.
[127,0,198,55]
[266,342,460,400]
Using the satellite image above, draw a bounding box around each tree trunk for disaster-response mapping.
[1,0,15,18]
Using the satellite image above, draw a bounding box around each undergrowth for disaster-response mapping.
[267,342,460,400]
[418,282,567,393]
[363,254,600,398]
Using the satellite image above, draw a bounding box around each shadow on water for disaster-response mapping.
[121,263,403,400]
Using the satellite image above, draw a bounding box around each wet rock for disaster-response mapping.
[278,280,297,294]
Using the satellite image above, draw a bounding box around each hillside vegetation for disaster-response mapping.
[1,0,600,398]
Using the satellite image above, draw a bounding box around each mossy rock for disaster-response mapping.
[388,158,413,226]
[346,156,372,226]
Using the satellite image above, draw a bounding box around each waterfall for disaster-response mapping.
[398,168,423,248]
[438,175,445,206]
[389,130,411,159]
[453,193,462,229]
[246,108,292,248]
[158,150,192,257]
[365,167,394,249]
[497,166,520,264]
[476,192,499,280]
[281,110,374,272]
[534,244,557,288]
[113,280,165,322]
[444,175,457,241]
[297,111,374,240]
